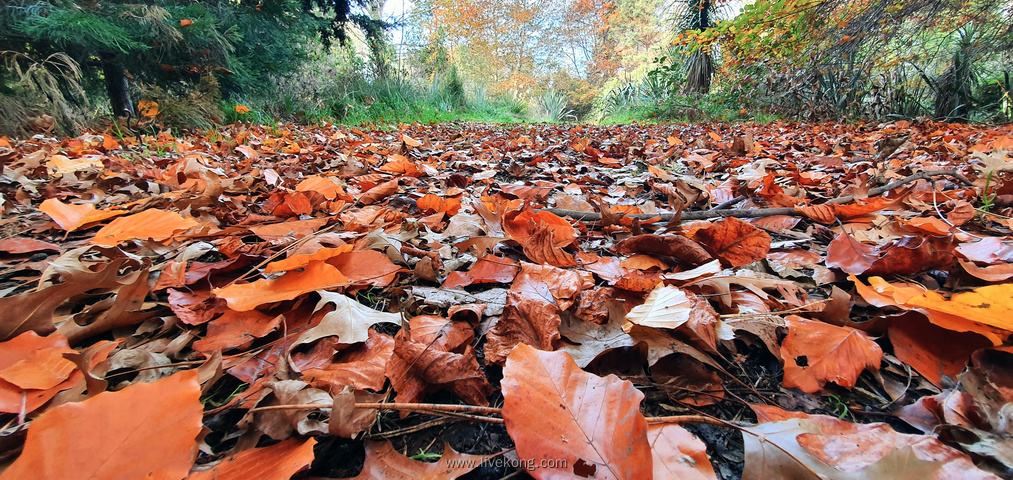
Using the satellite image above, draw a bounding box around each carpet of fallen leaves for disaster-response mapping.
[0,119,1012,479]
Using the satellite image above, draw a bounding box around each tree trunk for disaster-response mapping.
[102,56,134,117]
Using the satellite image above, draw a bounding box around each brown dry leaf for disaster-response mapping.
[959,259,1013,282]
[329,385,383,438]
[301,329,394,392]
[189,438,316,480]
[794,203,836,224]
[350,441,493,480]
[0,246,149,342]
[501,344,652,480]
[484,262,581,364]
[615,233,713,267]
[781,315,883,394]
[249,380,331,439]
[214,260,349,311]
[386,315,491,406]
[887,313,992,388]
[0,370,202,480]
[264,245,353,274]
[691,216,771,267]
[193,309,283,353]
[833,197,896,218]
[825,230,880,274]
[647,424,717,480]
[521,220,578,267]
[326,249,403,287]
[865,235,955,276]
[359,178,399,205]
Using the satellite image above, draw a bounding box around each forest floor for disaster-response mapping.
[0,120,1012,479]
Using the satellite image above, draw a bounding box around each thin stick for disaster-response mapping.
[541,169,972,222]
[246,402,503,415]
[646,415,749,427]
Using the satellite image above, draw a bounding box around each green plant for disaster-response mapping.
[538,89,573,122]
[980,171,998,212]
[409,449,441,461]
[826,394,850,420]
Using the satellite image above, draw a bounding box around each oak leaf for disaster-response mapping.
[291,292,402,350]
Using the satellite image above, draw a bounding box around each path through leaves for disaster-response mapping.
[0,120,1011,478]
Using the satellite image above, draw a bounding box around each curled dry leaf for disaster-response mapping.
[386,315,491,406]
[615,233,713,267]
[0,370,202,480]
[39,198,126,232]
[501,344,652,480]
[442,254,519,289]
[781,315,883,394]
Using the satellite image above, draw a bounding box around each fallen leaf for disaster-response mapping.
[214,260,349,311]
[351,441,494,479]
[691,216,771,267]
[501,344,652,480]
[90,209,202,245]
[781,315,883,393]
[189,438,316,480]
[648,424,717,480]
[0,370,202,480]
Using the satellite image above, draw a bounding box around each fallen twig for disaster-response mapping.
[541,169,973,222]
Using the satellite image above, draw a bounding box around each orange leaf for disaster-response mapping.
[214,260,349,311]
[326,250,402,287]
[442,255,518,289]
[137,99,159,117]
[793,203,836,224]
[503,208,576,248]
[350,441,493,479]
[264,245,353,274]
[0,332,77,413]
[416,194,461,215]
[781,315,883,393]
[691,216,771,268]
[39,199,126,232]
[296,175,351,201]
[189,438,316,480]
[234,104,251,114]
[648,424,717,480]
[615,234,713,267]
[359,179,399,205]
[400,133,422,147]
[180,18,194,27]
[0,370,202,480]
[887,313,991,388]
[90,209,202,245]
[501,344,652,479]
[833,197,894,217]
